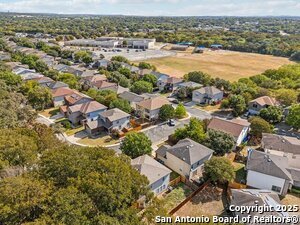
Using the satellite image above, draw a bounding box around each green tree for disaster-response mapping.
[138,62,152,69]
[142,74,158,87]
[109,98,132,113]
[204,157,235,183]
[184,71,212,86]
[276,89,298,106]
[0,71,22,86]
[175,103,187,119]
[249,116,273,138]
[159,104,175,121]
[205,130,235,156]
[130,81,153,94]
[27,86,52,110]
[0,128,39,167]
[42,186,97,225]
[57,73,79,89]
[35,60,49,73]
[174,118,206,143]
[111,56,129,64]
[0,176,51,225]
[228,94,247,116]
[286,104,300,130]
[120,132,152,158]
[259,106,283,124]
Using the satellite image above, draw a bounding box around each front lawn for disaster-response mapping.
[77,133,119,146]
[65,126,85,136]
[39,107,59,118]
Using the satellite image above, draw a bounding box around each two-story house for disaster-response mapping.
[192,86,223,104]
[156,138,213,180]
[64,91,93,106]
[64,101,107,125]
[246,149,295,196]
[207,117,250,146]
[119,91,145,109]
[51,87,75,107]
[136,96,171,120]
[157,76,183,92]
[248,96,278,115]
[131,155,171,195]
[85,108,130,136]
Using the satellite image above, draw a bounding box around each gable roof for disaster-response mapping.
[249,96,278,107]
[35,76,54,84]
[262,133,300,155]
[68,101,107,114]
[47,81,69,89]
[194,86,222,96]
[65,91,93,105]
[131,155,171,184]
[136,96,170,111]
[92,80,117,89]
[167,77,183,84]
[178,81,203,89]
[99,108,130,122]
[208,117,250,140]
[119,91,145,103]
[231,189,285,218]
[246,150,293,181]
[51,87,75,98]
[158,138,214,165]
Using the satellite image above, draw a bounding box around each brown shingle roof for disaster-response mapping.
[69,101,107,114]
[262,133,300,155]
[208,117,249,139]
[92,80,117,89]
[99,108,130,122]
[136,96,170,111]
[249,96,278,107]
[51,87,75,98]
[64,91,92,105]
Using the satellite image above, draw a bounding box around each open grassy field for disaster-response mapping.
[139,50,293,81]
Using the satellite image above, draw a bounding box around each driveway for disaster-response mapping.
[185,107,212,120]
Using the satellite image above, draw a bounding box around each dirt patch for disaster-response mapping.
[140,50,293,81]
[174,184,227,217]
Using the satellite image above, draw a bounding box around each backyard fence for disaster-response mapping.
[168,180,210,215]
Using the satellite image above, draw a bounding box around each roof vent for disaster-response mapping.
[182,157,186,161]
[254,200,259,205]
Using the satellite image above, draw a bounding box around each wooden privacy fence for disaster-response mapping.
[169,180,210,215]
[169,176,183,187]
[228,181,247,189]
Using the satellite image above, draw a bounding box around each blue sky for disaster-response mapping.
[0,0,299,16]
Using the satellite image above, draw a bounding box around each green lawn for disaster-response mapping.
[39,107,59,118]
[65,126,85,136]
[163,182,192,211]
[77,133,119,146]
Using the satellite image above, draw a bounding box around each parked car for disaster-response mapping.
[168,119,175,126]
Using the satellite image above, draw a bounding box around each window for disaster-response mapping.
[253,104,258,108]
[271,185,281,193]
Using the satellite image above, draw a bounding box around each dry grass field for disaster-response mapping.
[140,50,294,81]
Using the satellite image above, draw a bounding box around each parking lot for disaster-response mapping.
[94,48,176,61]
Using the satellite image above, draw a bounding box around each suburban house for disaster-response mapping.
[53,64,70,73]
[246,149,300,196]
[120,62,140,73]
[157,77,183,91]
[136,96,171,120]
[46,81,69,90]
[207,117,250,146]
[34,76,55,87]
[91,59,110,69]
[248,96,278,115]
[85,108,130,136]
[90,80,118,91]
[138,69,153,77]
[109,85,129,95]
[51,87,75,107]
[119,91,145,109]
[64,91,93,106]
[261,133,300,187]
[80,74,107,90]
[63,101,107,125]
[156,138,214,180]
[231,189,287,223]
[192,86,223,104]
[131,155,171,195]
[177,81,203,89]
